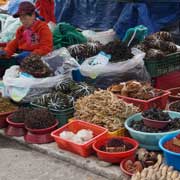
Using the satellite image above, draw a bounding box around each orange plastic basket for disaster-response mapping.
[51,120,108,157]
[117,90,170,111]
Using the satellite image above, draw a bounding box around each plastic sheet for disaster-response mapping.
[55,1,180,39]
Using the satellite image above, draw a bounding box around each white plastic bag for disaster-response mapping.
[82,29,117,45]
[41,48,80,75]
[2,65,72,102]
[80,48,146,79]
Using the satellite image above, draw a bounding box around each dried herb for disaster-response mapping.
[24,108,56,129]
[102,40,133,62]
[142,108,171,121]
[20,54,53,78]
[130,118,180,133]
[11,107,31,123]
[74,90,139,131]
[0,97,17,113]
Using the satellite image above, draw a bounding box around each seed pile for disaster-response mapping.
[102,40,133,62]
[24,108,56,129]
[169,101,180,112]
[74,90,139,131]
[20,54,53,78]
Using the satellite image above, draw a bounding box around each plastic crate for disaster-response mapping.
[51,120,108,157]
[117,90,170,111]
[68,118,128,137]
[144,52,180,78]
[153,71,180,90]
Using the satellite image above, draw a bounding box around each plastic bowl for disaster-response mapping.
[125,112,180,150]
[120,158,136,176]
[168,100,180,112]
[159,132,180,170]
[5,115,26,136]
[0,111,17,128]
[142,116,171,129]
[24,120,58,144]
[92,136,139,163]
[168,87,180,102]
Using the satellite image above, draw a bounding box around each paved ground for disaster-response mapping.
[0,137,108,180]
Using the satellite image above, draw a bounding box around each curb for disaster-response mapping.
[0,130,129,180]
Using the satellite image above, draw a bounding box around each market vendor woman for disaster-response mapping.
[0,1,53,64]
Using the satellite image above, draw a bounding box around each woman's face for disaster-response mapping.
[19,13,35,28]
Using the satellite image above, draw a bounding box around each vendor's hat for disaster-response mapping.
[13,1,35,18]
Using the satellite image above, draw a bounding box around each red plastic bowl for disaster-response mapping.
[168,100,180,112]
[51,120,108,157]
[24,132,55,144]
[168,87,180,102]
[5,115,26,136]
[25,120,59,134]
[120,158,136,176]
[0,111,16,128]
[142,116,171,129]
[92,136,139,163]
[24,120,59,144]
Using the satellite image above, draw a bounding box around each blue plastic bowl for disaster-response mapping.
[159,132,180,170]
[125,111,180,150]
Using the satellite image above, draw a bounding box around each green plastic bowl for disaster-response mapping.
[125,111,180,150]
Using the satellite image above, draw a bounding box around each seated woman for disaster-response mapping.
[0,1,53,64]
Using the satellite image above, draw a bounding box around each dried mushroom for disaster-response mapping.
[137,31,177,59]
[108,80,164,100]
[74,90,139,131]
[20,54,53,78]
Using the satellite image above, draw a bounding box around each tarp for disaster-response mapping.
[55,1,180,38]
